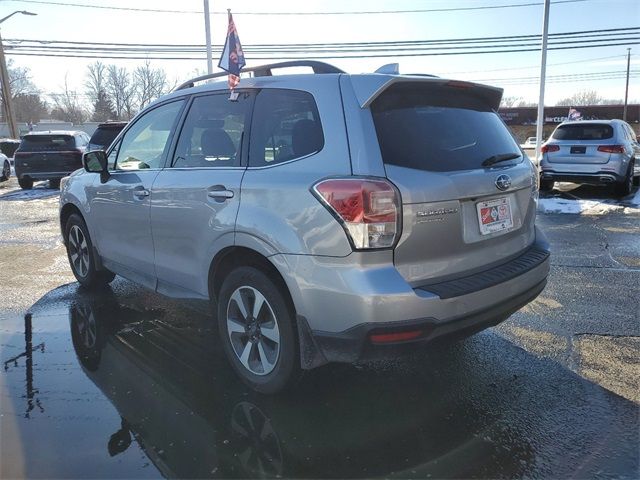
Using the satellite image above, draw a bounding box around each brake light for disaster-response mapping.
[597,145,625,154]
[541,144,559,154]
[313,178,400,249]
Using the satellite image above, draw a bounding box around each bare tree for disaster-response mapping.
[14,94,48,123]
[134,60,168,110]
[106,65,136,120]
[85,61,108,103]
[50,76,87,124]
[556,90,604,106]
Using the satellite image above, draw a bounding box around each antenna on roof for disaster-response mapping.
[374,63,399,75]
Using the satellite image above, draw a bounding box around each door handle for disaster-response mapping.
[207,190,234,199]
[133,189,150,198]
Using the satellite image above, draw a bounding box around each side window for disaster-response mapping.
[115,100,184,171]
[76,134,87,147]
[249,89,323,167]
[173,92,251,168]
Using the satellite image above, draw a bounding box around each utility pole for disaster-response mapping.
[0,11,37,139]
[534,0,551,165]
[623,48,631,121]
[0,30,18,138]
[204,0,213,74]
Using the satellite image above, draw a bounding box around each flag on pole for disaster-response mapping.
[218,10,245,90]
[568,107,582,121]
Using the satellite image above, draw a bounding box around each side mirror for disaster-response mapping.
[83,150,110,183]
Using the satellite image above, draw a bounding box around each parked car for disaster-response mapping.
[522,137,537,148]
[87,121,127,152]
[0,138,21,166]
[0,152,10,182]
[539,119,640,196]
[14,130,91,189]
[60,61,550,393]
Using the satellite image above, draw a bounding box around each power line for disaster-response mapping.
[6,41,639,61]
[7,26,638,49]
[0,0,590,15]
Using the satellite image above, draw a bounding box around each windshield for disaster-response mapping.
[371,84,521,172]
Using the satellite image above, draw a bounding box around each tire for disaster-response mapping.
[539,179,554,192]
[64,213,115,288]
[0,160,9,181]
[614,161,633,197]
[18,177,33,190]
[217,266,300,394]
[49,178,61,189]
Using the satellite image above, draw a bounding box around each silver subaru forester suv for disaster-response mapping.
[60,61,550,393]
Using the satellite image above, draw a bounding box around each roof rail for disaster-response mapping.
[174,60,345,91]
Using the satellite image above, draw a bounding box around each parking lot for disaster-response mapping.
[1,177,639,478]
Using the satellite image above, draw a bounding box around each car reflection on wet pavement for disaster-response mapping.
[1,283,637,479]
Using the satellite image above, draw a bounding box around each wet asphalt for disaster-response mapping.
[0,178,638,479]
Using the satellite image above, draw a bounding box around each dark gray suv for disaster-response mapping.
[15,130,90,189]
[60,61,550,393]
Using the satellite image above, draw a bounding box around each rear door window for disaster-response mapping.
[172,92,251,168]
[371,83,521,172]
[249,89,323,167]
[552,124,614,140]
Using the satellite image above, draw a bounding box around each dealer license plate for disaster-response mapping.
[477,197,513,235]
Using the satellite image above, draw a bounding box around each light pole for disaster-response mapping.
[623,48,631,122]
[203,0,213,75]
[534,0,550,165]
[0,10,37,138]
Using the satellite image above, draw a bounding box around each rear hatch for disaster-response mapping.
[88,124,126,151]
[546,123,614,164]
[369,81,536,287]
[15,134,83,173]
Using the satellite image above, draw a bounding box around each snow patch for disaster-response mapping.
[0,185,60,201]
[538,190,640,215]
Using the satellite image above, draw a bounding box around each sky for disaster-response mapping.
[0,0,638,107]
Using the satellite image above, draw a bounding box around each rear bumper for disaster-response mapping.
[304,277,546,365]
[16,170,76,181]
[280,228,551,368]
[540,170,625,185]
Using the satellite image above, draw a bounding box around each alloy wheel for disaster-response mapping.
[68,225,90,278]
[226,286,281,376]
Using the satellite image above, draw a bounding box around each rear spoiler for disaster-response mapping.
[349,75,504,111]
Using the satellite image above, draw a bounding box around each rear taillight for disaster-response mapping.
[312,178,401,249]
[597,145,625,154]
[541,144,559,154]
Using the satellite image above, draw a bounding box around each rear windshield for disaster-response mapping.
[20,135,75,150]
[552,124,613,140]
[89,126,124,149]
[371,84,521,172]
[0,141,20,157]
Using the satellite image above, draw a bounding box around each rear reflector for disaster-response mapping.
[370,329,424,344]
[541,144,559,154]
[312,178,400,249]
[597,145,625,154]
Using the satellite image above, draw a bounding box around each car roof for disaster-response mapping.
[150,60,503,111]
[96,122,128,128]
[558,119,619,126]
[23,130,86,136]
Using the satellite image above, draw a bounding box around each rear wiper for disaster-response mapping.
[481,152,521,167]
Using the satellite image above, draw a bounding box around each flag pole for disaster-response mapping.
[204,0,213,75]
[535,0,550,166]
